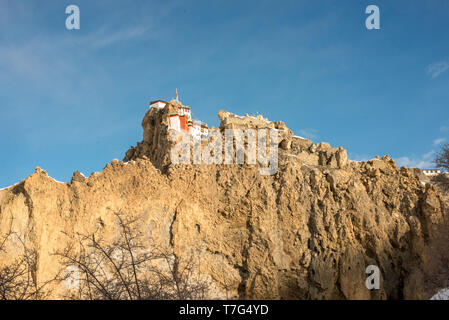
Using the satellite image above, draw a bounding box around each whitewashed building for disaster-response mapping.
[422,169,441,176]
[168,114,181,131]
[178,105,192,121]
[189,120,209,140]
[150,100,167,110]
[149,98,208,138]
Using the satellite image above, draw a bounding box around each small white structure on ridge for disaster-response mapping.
[422,169,441,176]
[150,100,167,110]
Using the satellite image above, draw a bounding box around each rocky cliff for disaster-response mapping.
[0,100,447,299]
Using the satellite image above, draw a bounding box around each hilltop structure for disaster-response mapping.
[124,98,352,173]
[1,98,448,300]
[149,99,208,140]
[422,169,441,176]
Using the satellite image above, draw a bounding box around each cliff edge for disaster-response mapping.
[0,100,447,299]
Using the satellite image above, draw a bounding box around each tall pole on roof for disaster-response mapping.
[176,88,179,102]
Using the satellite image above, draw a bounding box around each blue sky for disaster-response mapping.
[1,0,449,187]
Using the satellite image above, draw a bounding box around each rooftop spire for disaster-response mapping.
[176,88,179,102]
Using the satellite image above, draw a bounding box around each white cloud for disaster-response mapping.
[440,125,449,132]
[349,151,435,168]
[395,149,436,169]
[347,153,373,162]
[395,157,432,169]
[433,138,446,145]
[298,128,318,140]
[395,153,434,169]
[423,150,435,160]
[97,26,149,47]
[0,23,151,77]
[427,61,449,79]
[75,26,151,48]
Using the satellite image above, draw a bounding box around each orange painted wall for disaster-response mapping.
[179,115,189,132]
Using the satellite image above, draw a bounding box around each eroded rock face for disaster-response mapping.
[0,107,447,299]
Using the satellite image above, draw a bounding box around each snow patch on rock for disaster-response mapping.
[431,288,449,300]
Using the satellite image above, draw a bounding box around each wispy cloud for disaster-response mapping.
[350,150,436,167]
[395,156,433,169]
[96,26,149,47]
[423,150,436,160]
[434,137,446,145]
[427,61,449,79]
[347,153,373,162]
[298,128,318,140]
[0,22,155,94]
[72,26,152,49]
[395,150,435,169]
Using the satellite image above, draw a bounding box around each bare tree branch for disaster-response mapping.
[0,220,57,300]
[54,212,209,300]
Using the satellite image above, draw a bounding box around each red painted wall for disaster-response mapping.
[179,115,189,132]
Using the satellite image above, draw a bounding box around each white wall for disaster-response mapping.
[191,124,202,139]
[423,170,441,176]
[169,116,181,131]
[150,102,166,109]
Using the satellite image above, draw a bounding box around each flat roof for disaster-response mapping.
[150,100,168,105]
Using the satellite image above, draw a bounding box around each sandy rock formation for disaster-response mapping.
[0,102,448,299]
